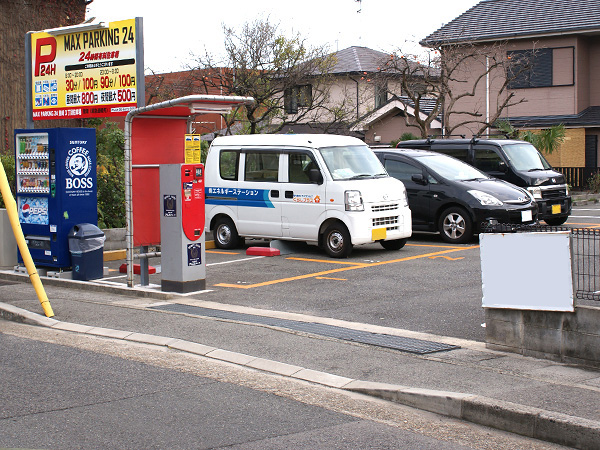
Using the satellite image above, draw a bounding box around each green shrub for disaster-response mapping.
[587,172,600,193]
[0,154,15,209]
[89,120,125,229]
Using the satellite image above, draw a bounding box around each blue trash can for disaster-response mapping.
[68,224,105,281]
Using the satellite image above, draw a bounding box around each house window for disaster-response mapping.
[508,47,573,89]
[284,85,312,114]
[375,82,388,109]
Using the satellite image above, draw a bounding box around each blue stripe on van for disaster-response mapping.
[205,187,274,208]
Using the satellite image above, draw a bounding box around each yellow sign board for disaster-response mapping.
[30,19,139,120]
[185,134,202,164]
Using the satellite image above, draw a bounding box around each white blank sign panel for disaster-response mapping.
[480,232,574,311]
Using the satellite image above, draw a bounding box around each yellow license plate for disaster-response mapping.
[552,204,561,214]
[372,227,386,240]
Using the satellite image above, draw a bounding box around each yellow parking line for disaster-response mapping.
[316,276,347,281]
[207,250,241,255]
[429,255,464,261]
[286,257,370,266]
[214,246,475,289]
[406,243,470,249]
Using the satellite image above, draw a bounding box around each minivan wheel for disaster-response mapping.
[214,217,242,249]
[380,238,407,250]
[323,223,352,258]
[438,207,473,244]
[544,216,568,226]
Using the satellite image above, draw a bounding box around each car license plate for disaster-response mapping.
[552,204,561,214]
[372,227,386,240]
[521,210,532,222]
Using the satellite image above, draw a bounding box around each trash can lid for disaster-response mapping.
[68,223,105,239]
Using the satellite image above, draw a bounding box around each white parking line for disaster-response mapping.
[206,256,266,266]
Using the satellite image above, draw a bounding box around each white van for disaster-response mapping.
[204,134,412,257]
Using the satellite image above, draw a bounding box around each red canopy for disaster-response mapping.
[123,95,254,287]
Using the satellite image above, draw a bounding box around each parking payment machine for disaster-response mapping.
[159,163,206,292]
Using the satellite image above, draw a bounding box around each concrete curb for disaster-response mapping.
[1,302,599,449]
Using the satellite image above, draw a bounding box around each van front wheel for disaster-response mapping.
[214,217,242,249]
[323,223,352,258]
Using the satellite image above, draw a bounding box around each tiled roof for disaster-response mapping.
[397,96,440,117]
[330,46,393,74]
[422,0,600,46]
[508,107,600,128]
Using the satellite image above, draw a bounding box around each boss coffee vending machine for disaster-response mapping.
[14,127,97,268]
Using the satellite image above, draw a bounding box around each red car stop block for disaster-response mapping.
[246,247,280,256]
[119,263,157,274]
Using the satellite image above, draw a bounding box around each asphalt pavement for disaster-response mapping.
[1,215,600,449]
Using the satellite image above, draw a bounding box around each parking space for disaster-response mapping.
[33,204,600,343]
[96,234,485,341]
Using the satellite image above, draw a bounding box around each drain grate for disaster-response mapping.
[150,303,459,354]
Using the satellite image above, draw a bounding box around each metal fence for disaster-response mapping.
[481,224,600,302]
[571,228,600,301]
[555,167,600,190]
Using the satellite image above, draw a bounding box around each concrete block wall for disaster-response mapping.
[485,306,600,368]
[0,209,17,267]
[102,227,126,251]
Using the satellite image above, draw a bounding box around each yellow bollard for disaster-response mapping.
[0,159,53,318]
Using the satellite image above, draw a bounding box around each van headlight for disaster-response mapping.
[345,190,364,211]
[527,187,543,199]
[468,190,503,206]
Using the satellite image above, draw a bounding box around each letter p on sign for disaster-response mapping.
[34,37,57,76]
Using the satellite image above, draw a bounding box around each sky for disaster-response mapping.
[85,0,481,73]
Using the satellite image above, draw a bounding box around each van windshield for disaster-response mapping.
[502,143,552,171]
[319,145,387,180]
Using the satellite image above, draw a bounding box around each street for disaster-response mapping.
[1,203,598,449]
[0,321,567,450]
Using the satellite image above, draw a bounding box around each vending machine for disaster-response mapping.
[14,127,97,268]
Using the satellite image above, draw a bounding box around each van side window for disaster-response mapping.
[433,146,468,162]
[384,158,421,183]
[474,148,504,172]
[245,151,280,182]
[288,153,317,183]
[219,150,239,180]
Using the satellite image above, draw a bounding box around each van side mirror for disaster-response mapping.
[308,168,323,184]
[411,173,428,185]
[498,161,508,173]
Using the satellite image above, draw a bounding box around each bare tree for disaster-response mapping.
[188,18,354,134]
[376,40,534,138]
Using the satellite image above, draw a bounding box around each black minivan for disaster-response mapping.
[396,138,571,225]
[374,148,539,244]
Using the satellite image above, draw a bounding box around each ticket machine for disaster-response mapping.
[159,163,206,292]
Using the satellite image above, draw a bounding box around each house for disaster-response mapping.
[145,47,441,146]
[276,46,441,145]
[422,0,600,172]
